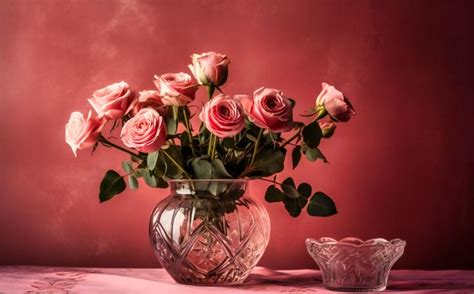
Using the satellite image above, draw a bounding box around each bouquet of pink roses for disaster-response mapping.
[65,52,355,217]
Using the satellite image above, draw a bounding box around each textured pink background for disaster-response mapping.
[1,0,473,269]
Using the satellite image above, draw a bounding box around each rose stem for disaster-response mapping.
[182,107,196,156]
[161,149,192,179]
[280,128,302,148]
[98,136,142,161]
[249,129,264,169]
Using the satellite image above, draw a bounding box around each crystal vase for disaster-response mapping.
[149,179,271,285]
[306,237,406,292]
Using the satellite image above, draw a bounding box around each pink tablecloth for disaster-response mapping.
[0,266,473,293]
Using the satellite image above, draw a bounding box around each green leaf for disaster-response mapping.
[292,146,302,169]
[156,176,169,188]
[297,183,312,198]
[147,151,159,170]
[99,170,126,203]
[264,185,285,202]
[284,198,301,217]
[165,107,177,135]
[281,177,299,199]
[302,121,322,148]
[253,148,286,176]
[142,169,157,187]
[121,161,133,173]
[307,192,338,217]
[211,159,232,179]
[305,148,328,162]
[190,157,212,179]
[128,175,138,190]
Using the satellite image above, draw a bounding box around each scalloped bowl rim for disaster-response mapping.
[306,237,406,248]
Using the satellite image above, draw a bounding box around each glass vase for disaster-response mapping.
[149,179,271,285]
[306,237,406,292]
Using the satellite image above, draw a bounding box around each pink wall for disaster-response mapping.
[1,0,473,269]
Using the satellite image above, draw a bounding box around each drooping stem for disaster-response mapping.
[258,177,283,186]
[161,149,192,179]
[99,136,142,161]
[182,107,196,156]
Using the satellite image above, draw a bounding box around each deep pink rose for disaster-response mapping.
[199,94,245,138]
[188,52,230,86]
[88,81,135,120]
[237,87,293,132]
[120,108,167,153]
[153,72,198,106]
[319,121,337,138]
[316,82,355,122]
[130,90,164,116]
[65,110,105,157]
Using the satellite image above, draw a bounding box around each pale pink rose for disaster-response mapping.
[319,121,337,138]
[199,94,245,138]
[120,108,167,153]
[153,72,198,106]
[316,82,355,122]
[188,52,229,86]
[88,81,135,119]
[130,90,164,116]
[237,87,293,132]
[65,110,105,157]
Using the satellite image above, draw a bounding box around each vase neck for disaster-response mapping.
[168,179,248,199]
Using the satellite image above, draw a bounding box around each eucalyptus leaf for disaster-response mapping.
[190,157,212,179]
[284,198,301,217]
[147,151,159,170]
[211,159,232,179]
[307,192,338,217]
[121,161,133,173]
[305,148,327,162]
[142,169,157,187]
[128,175,138,190]
[281,177,299,199]
[302,121,322,148]
[99,170,126,203]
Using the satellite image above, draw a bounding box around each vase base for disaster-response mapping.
[325,285,386,292]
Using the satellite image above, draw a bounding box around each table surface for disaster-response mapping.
[0,266,473,293]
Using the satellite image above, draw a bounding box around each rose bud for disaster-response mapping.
[120,108,167,153]
[188,52,230,86]
[130,90,164,116]
[65,110,105,157]
[153,72,198,106]
[237,87,294,133]
[316,82,355,122]
[88,81,135,120]
[199,94,245,138]
[320,121,337,138]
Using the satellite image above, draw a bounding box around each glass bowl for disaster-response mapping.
[306,237,406,292]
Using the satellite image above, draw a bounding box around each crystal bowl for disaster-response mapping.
[306,237,406,292]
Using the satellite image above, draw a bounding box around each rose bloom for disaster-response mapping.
[153,72,198,106]
[130,90,164,116]
[88,81,135,120]
[120,108,167,153]
[188,52,229,86]
[316,82,355,122]
[65,110,105,157]
[199,94,245,138]
[237,87,293,132]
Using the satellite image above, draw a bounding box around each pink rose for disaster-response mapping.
[319,121,337,138]
[88,81,135,120]
[199,94,245,138]
[153,72,198,106]
[316,82,355,122]
[120,108,167,153]
[188,52,230,86]
[65,110,105,157]
[237,87,293,132]
[130,90,164,116]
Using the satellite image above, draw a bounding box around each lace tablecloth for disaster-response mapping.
[0,266,473,293]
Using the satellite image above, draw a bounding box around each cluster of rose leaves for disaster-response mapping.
[65,52,355,217]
